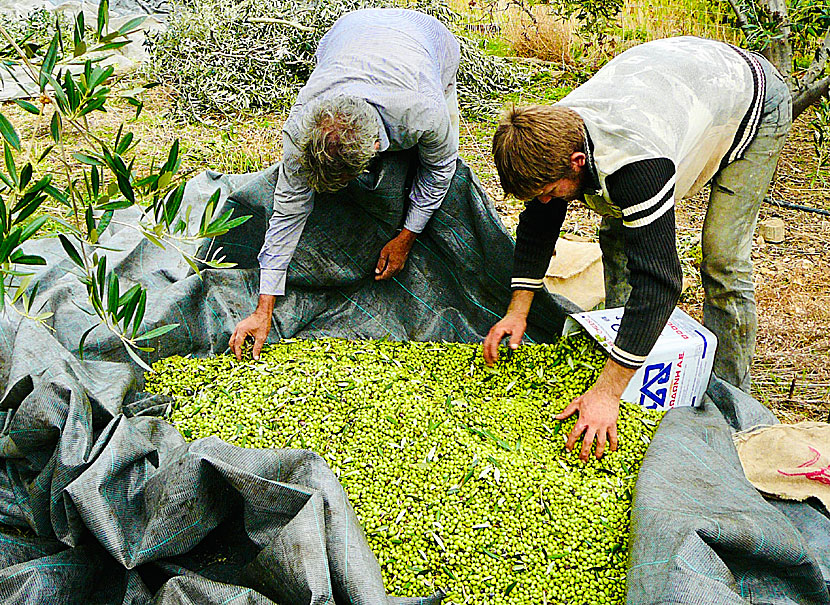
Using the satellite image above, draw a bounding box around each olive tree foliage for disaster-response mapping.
[722,0,828,119]
[0,2,249,370]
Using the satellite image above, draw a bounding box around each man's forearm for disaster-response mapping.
[404,159,456,233]
[254,294,277,316]
[257,133,315,295]
[506,289,535,318]
[593,358,637,400]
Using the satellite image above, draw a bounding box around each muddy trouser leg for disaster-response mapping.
[702,58,792,393]
[599,216,632,309]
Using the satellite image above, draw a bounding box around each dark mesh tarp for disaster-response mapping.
[0,153,828,603]
[0,154,572,604]
[629,378,830,604]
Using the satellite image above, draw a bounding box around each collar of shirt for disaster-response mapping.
[372,104,391,152]
[582,125,602,196]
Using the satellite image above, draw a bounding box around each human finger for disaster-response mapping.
[229,327,243,361]
[565,420,586,451]
[609,424,619,452]
[555,400,579,421]
[375,251,389,277]
[507,325,523,349]
[483,325,507,366]
[595,429,608,459]
[379,257,403,280]
[579,427,597,461]
[252,332,266,361]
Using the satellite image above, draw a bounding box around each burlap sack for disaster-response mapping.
[735,422,830,510]
[544,237,604,311]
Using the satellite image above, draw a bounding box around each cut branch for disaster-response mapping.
[245,17,314,32]
[793,76,830,119]
[725,0,752,33]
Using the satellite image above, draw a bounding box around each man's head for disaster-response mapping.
[299,96,379,193]
[492,104,586,202]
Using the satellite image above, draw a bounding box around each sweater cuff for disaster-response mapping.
[259,268,287,296]
[609,345,648,369]
[402,205,433,234]
[511,277,546,291]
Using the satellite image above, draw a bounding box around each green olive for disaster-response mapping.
[145,335,662,604]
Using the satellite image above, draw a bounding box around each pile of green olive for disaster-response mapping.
[146,335,661,604]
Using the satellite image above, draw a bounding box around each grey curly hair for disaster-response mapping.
[298,96,380,193]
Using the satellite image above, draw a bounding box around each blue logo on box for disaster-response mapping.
[640,362,672,409]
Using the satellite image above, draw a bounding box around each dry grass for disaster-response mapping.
[501,5,577,64]
[453,0,744,68]
[618,0,743,44]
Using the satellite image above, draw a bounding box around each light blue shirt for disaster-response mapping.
[258,8,461,296]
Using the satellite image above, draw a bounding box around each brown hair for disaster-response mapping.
[492,104,584,200]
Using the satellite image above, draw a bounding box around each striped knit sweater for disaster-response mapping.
[512,37,766,369]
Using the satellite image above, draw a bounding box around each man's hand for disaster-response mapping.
[483,314,527,366]
[556,358,635,460]
[482,290,535,366]
[557,389,620,461]
[229,295,276,361]
[376,229,417,280]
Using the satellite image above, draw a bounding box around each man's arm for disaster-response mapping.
[375,109,458,280]
[256,134,315,296]
[406,106,459,233]
[605,157,683,366]
[229,133,313,361]
[482,197,567,364]
[563,157,682,460]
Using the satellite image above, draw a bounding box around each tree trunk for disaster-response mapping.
[760,0,794,85]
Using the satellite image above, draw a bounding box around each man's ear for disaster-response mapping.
[570,152,586,171]
[374,141,381,151]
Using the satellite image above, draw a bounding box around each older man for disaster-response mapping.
[484,36,791,460]
[230,8,460,360]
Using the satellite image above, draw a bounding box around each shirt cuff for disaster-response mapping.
[259,268,287,296]
[511,277,545,291]
[403,205,435,234]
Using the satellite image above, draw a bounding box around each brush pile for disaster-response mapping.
[147,0,536,119]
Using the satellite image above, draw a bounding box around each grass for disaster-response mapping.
[449,0,745,70]
[617,0,743,44]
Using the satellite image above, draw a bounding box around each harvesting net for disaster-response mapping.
[0,152,827,603]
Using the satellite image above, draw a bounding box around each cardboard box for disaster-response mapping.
[562,307,717,410]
